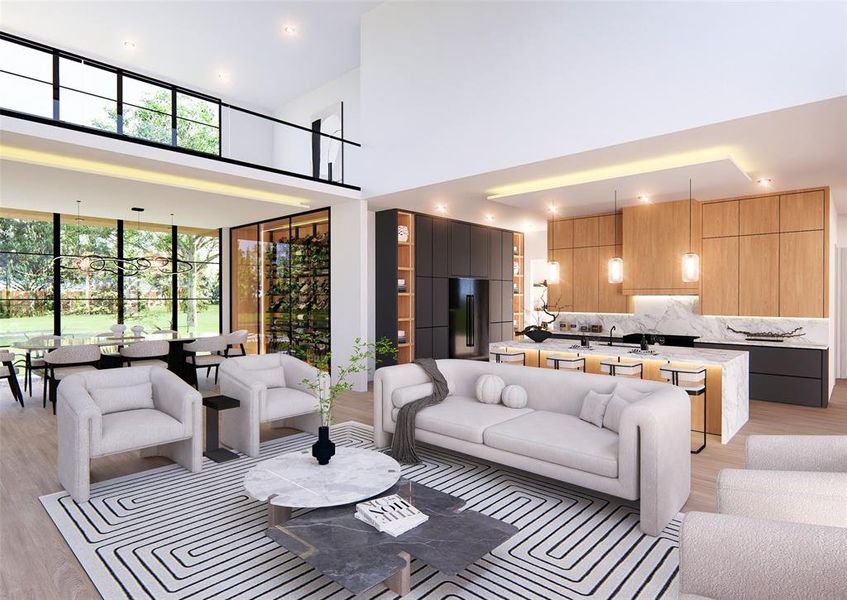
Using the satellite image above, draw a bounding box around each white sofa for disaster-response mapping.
[218,353,325,457]
[374,359,691,536]
[57,366,203,502]
[680,435,847,599]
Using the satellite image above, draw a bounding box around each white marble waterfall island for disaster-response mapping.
[490,339,749,444]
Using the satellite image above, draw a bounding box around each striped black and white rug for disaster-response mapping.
[41,422,681,599]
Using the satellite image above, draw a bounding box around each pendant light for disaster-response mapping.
[607,190,624,284]
[681,178,700,283]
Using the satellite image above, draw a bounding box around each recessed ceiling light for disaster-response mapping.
[638,195,651,204]
[217,72,230,82]
[757,178,772,186]
[547,205,558,215]
[485,214,495,223]
[283,24,297,35]
[436,204,447,214]
[123,40,136,49]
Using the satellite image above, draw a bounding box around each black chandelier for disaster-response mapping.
[56,203,193,276]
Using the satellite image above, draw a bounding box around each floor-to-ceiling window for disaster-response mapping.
[0,209,54,339]
[58,213,119,334]
[0,208,221,340]
[230,209,329,363]
[177,227,220,335]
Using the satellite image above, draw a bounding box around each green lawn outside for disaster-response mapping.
[0,304,220,346]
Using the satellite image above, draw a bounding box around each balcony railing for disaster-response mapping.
[0,31,360,190]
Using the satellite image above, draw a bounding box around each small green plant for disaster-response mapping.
[302,336,397,426]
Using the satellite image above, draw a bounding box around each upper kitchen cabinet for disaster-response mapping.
[548,248,573,310]
[598,213,622,245]
[739,195,779,235]
[432,217,449,277]
[470,225,489,278]
[780,230,825,317]
[488,228,502,280]
[780,190,825,232]
[573,217,599,247]
[701,236,739,315]
[551,219,574,249]
[572,246,599,311]
[415,215,433,277]
[702,201,738,238]
[622,199,701,295]
[449,221,470,276]
[597,245,628,313]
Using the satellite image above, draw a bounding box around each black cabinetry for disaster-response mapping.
[450,221,470,277]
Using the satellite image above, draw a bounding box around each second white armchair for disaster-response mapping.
[218,353,325,457]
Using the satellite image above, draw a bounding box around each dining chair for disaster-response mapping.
[44,344,101,414]
[224,329,249,358]
[120,340,170,369]
[183,336,227,388]
[24,334,61,400]
[1,350,24,406]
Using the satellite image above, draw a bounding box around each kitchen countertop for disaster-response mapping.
[499,338,748,365]
[695,338,829,350]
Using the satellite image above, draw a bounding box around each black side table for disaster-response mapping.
[203,395,240,462]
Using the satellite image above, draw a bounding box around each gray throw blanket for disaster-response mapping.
[391,358,449,464]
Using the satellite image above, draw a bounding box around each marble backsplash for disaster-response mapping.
[550,296,830,347]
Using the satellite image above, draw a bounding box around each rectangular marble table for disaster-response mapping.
[491,339,750,443]
[266,479,518,595]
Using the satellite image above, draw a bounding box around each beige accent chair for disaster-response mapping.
[218,353,325,457]
[680,435,847,600]
[45,344,100,413]
[183,335,227,387]
[57,366,202,502]
[120,340,170,369]
[223,329,249,357]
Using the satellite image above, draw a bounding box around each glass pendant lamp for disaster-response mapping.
[682,179,700,283]
[608,190,624,284]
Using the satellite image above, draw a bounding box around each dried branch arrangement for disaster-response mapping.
[726,326,805,339]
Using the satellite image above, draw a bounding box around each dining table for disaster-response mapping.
[11,331,220,388]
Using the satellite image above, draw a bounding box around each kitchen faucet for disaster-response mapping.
[608,326,616,346]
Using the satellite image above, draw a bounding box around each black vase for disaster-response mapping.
[523,327,552,343]
[312,426,336,465]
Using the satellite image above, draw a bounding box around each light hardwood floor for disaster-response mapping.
[1,375,845,599]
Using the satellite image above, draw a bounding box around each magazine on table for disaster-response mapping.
[355,494,428,537]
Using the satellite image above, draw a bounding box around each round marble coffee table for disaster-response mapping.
[244,446,402,525]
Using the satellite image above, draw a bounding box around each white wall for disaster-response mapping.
[330,199,369,391]
[220,227,231,334]
[274,69,361,186]
[360,1,847,196]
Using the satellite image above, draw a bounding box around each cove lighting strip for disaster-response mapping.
[486,148,751,200]
[0,145,310,208]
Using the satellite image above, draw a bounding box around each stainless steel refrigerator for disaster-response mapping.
[449,278,489,360]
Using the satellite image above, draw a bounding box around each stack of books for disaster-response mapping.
[354,494,428,537]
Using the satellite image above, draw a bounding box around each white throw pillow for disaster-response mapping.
[579,390,613,428]
[90,382,154,415]
[475,374,505,404]
[250,367,286,389]
[603,385,650,432]
[501,384,528,409]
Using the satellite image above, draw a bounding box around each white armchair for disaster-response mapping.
[57,366,203,502]
[218,353,326,457]
[679,435,847,599]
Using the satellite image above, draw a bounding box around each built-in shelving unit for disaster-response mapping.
[512,232,524,339]
[396,211,415,364]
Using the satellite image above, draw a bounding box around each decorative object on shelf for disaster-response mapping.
[397,278,407,292]
[301,337,396,465]
[398,330,407,344]
[608,190,624,284]
[518,325,552,343]
[726,326,805,342]
[591,324,602,333]
[513,245,518,255]
[513,261,520,275]
[397,225,409,243]
[681,179,700,283]
[527,260,560,330]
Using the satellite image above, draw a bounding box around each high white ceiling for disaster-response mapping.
[369,97,847,224]
[0,1,376,112]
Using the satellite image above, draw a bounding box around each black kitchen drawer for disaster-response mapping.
[748,346,822,378]
[750,373,825,407]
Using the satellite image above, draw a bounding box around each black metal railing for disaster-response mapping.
[0,31,360,190]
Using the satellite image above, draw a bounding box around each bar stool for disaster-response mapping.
[546,355,585,371]
[600,358,644,378]
[489,349,526,365]
[660,364,707,454]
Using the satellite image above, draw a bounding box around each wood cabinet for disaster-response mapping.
[598,214,622,245]
[622,199,701,295]
[739,234,779,317]
[573,246,599,311]
[701,237,739,315]
[780,190,824,232]
[702,201,738,238]
[551,219,574,249]
[780,230,824,317]
[548,248,573,309]
[597,245,627,313]
[573,217,599,247]
[739,196,779,235]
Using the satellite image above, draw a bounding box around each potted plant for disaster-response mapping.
[302,336,396,464]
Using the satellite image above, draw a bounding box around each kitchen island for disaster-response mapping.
[490,338,749,443]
